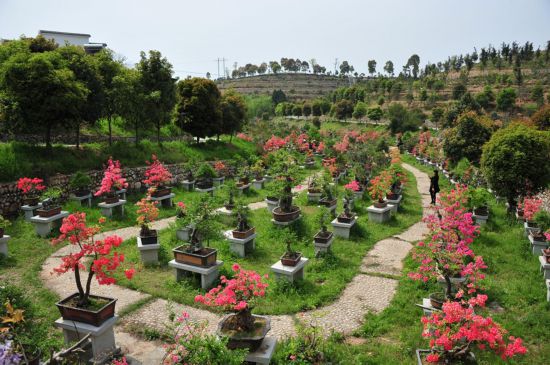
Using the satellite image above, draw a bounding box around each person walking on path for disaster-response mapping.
[429,170,440,205]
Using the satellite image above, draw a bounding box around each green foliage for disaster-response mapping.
[352,101,368,119]
[220,90,247,136]
[475,86,496,110]
[40,187,62,202]
[196,163,216,179]
[334,100,354,120]
[367,106,383,122]
[533,210,550,232]
[452,83,467,100]
[69,171,92,190]
[452,157,471,180]
[481,124,550,201]
[244,94,273,120]
[466,187,492,210]
[496,87,517,111]
[442,112,492,164]
[387,103,422,134]
[531,104,550,131]
[271,89,287,105]
[0,214,11,230]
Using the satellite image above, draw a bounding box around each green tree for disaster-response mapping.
[481,124,550,207]
[452,83,467,100]
[220,90,247,141]
[137,50,176,144]
[496,88,517,111]
[352,101,368,119]
[431,107,444,128]
[367,60,377,76]
[475,86,495,110]
[367,106,383,124]
[334,100,353,119]
[271,89,286,105]
[442,112,492,165]
[531,83,544,107]
[112,68,146,146]
[531,104,550,130]
[387,103,422,134]
[292,104,302,116]
[175,78,222,143]
[406,54,420,78]
[302,103,312,117]
[384,60,394,76]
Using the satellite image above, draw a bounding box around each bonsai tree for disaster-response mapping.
[16,177,46,205]
[213,160,226,177]
[321,174,336,201]
[368,170,392,204]
[316,207,331,237]
[69,171,92,195]
[280,228,299,258]
[40,187,62,209]
[278,175,294,213]
[136,197,160,237]
[481,124,550,210]
[522,197,542,222]
[235,203,251,232]
[307,175,322,193]
[195,163,216,188]
[187,195,221,253]
[183,160,197,181]
[533,210,550,240]
[175,201,194,230]
[223,180,237,209]
[0,215,11,237]
[237,165,251,184]
[51,213,135,307]
[94,158,128,200]
[143,154,172,190]
[250,160,265,180]
[264,177,286,202]
[466,187,492,215]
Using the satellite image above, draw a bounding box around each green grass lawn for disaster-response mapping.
[111,169,422,316]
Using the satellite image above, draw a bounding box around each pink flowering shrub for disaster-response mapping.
[195,264,268,332]
[143,154,172,188]
[213,161,226,176]
[368,170,392,202]
[421,300,526,363]
[136,196,159,235]
[344,180,361,192]
[316,141,325,153]
[95,158,128,197]
[236,132,252,142]
[263,135,287,152]
[522,197,542,221]
[51,213,134,307]
[17,177,46,196]
[333,134,350,153]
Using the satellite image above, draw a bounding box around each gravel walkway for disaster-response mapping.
[40,164,429,363]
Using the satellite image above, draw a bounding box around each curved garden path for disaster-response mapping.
[40,163,431,363]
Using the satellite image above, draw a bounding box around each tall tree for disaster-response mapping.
[137,50,176,144]
[175,78,222,143]
[384,60,394,76]
[220,90,247,141]
[367,59,377,76]
[112,68,146,146]
[406,54,420,78]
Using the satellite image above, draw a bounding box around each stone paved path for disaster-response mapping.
[40,164,430,363]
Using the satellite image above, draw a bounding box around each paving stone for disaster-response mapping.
[361,238,412,275]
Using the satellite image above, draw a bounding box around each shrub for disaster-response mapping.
[496,87,517,111]
[531,104,550,130]
[481,124,550,205]
[442,112,492,165]
[69,171,92,191]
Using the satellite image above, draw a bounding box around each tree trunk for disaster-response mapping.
[74,265,85,305]
[217,134,220,142]
[108,117,112,147]
[444,274,453,300]
[45,125,52,150]
[157,122,161,145]
[135,122,139,147]
[76,123,80,150]
[196,136,200,144]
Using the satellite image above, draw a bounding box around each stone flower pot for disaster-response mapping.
[280,251,302,267]
[173,245,217,267]
[272,206,301,222]
[232,227,255,239]
[56,293,116,327]
[217,314,271,351]
[36,206,62,218]
[140,230,158,245]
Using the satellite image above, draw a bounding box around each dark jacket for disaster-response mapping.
[430,175,440,193]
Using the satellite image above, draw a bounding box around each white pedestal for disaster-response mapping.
[137,237,160,264]
[213,177,225,186]
[169,259,222,289]
[0,235,10,257]
[367,205,392,223]
[524,221,539,237]
[307,192,322,203]
[419,298,439,316]
[196,186,215,196]
[331,218,356,239]
[116,189,127,200]
[529,235,549,255]
[30,211,69,237]
[386,195,403,213]
[182,180,195,192]
[265,199,278,213]
[539,255,550,280]
[546,280,550,303]
[271,215,301,226]
[252,179,265,190]
[98,200,126,218]
[224,230,256,258]
[353,190,364,200]
[54,316,118,363]
[271,258,308,283]
[237,183,251,195]
[21,204,42,221]
[70,193,92,208]
[245,337,277,365]
[473,213,488,225]
[150,193,175,208]
[314,235,334,256]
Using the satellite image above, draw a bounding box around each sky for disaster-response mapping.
[1,0,549,79]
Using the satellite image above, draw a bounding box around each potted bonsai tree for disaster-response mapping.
[195,163,216,190]
[213,160,226,185]
[195,264,270,351]
[0,215,11,238]
[532,210,550,249]
[36,187,63,218]
[17,177,46,206]
[175,201,194,242]
[173,195,220,267]
[272,175,301,223]
[232,204,255,239]
[236,166,251,187]
[319,175,337,211]
[51,212,135,326]
[224,181,237,210]
[183,160,196,183]
[314,207,333,245]
[466,187,492,223]
[94,158,128,204]
[136,196,160,245]
[368,170,392,208]
[69,171,92,197]
[143,154,173,197]
[279,228,302,266]
[337,199,355,224]
[251,160,265,181]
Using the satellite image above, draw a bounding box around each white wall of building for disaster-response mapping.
[39,31,90,47]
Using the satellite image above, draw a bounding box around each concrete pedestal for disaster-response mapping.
[224,230,256,257]
[137,237,160,264]
[21,204,42,221]
[70,193,92,208]
[271,258,309,282]
[54,316,118,363]
[116,189,127,200]
[213,177,225,186]
[176,226,193,242]
[524,221,539,237]
[98,200,126,218]
[419,298,440,316]
[0,235,10,257]
[245,337,277,365]
[353,190,364,200]
[150,193,175,208]
[252,179,265,190]
[237,183,251,195]
[307,192,322,203]
[30,211,69,237]
[331,218,356,239]
[169,259,222,289]
[320,202,337,214]
[386,195,403,213]
[539,255,550,280]
[367,205,392,223]
[529,234,549,255]
[472,213,488,225]
[265,199,278,213]
[271,215,301,226]
[314,235,334,256]
[182,180,195,192]
[546,280,550,303]
[196,187,215,195]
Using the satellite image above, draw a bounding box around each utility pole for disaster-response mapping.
[217,58,220,80]
[334,58,338,74]
[222,57,226,78]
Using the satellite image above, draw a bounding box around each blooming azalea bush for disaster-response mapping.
[51,213,134,307]
[213,161,226,177]
[368,170,392,203]
[195,264,268,332]
[344,180,361,192]
[95,158,128,197]
[236,132,252,142]
[522,197,542,222]
[16,177,46,196]
[263,135,287,152]
[143,154,172,189]
[421,300,526,363]
[136,196,159,236]
[316,141,325,153]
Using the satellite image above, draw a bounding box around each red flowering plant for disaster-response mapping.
[51,213,134,307]
[136,196,159,237]
[236,132,252,142]
[195,263,268,333]
[263,135,287,152]
[409,185,485,302]
[316,141,325,153]
[213,161,227,177]
[368,170,392,203]
[522,197,542,222]
[344,180,361,192]
[421,300,526,363]
[17,177,46,205]
[94,158,128,199]
[143,154,172,191]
